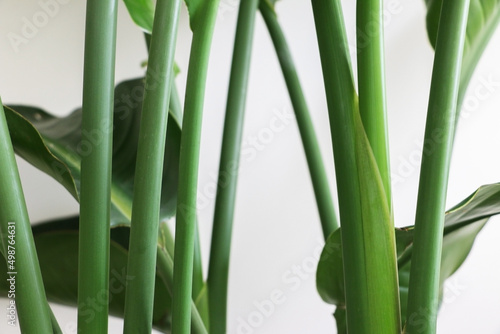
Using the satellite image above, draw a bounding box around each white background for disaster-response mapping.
[1,0,500,333]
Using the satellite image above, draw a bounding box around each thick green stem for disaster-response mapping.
[0,101,53,333]
[259,0,338,239]
[77,0,118,332]
[405,0,470,333]
[356,0,391,207]
[206,0,259,332]
[171,1,221,333]
[122,0,182,332]
[311,0,400,332]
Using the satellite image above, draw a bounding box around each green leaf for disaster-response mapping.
[4,77,182,226]
[317,183,500,330]
[3,106,79,200]
[123,0,155,33]
[0,217,172,332]
[425,0,500,89]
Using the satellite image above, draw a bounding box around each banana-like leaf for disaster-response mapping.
[317,183,500,332]
[0,217,172,332]
[425,0,500,90]
[4,77,182,226]
[123,0,155,33]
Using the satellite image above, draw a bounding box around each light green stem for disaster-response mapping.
[356,0,391,207]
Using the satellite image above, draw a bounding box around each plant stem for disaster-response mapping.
[122,0,182,332]
[0,101,53,333]
[206,0,259,332]
[77,0,118,332]
[259,0,339,239]
[311,1,400,332]
[405,0,470,333]
[157,226,208,334]
[170,83,205,305]
[356,0,391,206]
[144,32,206,303]
[171,1,221,333]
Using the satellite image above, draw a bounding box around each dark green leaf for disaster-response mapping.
[317,183,500,330]
[0,217,172,332]
[4,77,181,226]
[3,106,79,200]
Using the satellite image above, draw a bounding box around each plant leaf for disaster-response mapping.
[4,77,181,226]
[425,0,500,90]
[3,106,79,200]
[0,217,172,332]
[317,183,500,330]
[123,0,155,34]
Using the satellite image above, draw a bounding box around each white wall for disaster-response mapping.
[1,0,500,333]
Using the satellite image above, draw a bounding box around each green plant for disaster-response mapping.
[1,0,500,333]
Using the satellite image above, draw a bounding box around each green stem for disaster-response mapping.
[311,1,400,332]
[356,0,391,207]
[171,1,221,333]
[170,83,205,305]
[0,101,53,333]
[259,0,339,239]
[206,0,259,332]
[123,0,182,332]
[405,0,470,333]
[157,226,208,334]
[77,0,118,332]
[144,31,207,304]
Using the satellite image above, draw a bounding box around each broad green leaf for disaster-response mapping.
[0,217,172,332]
[123,0,155,33]
[425,0,500,91]
[317,183,500,331]
[4,77,182,226]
